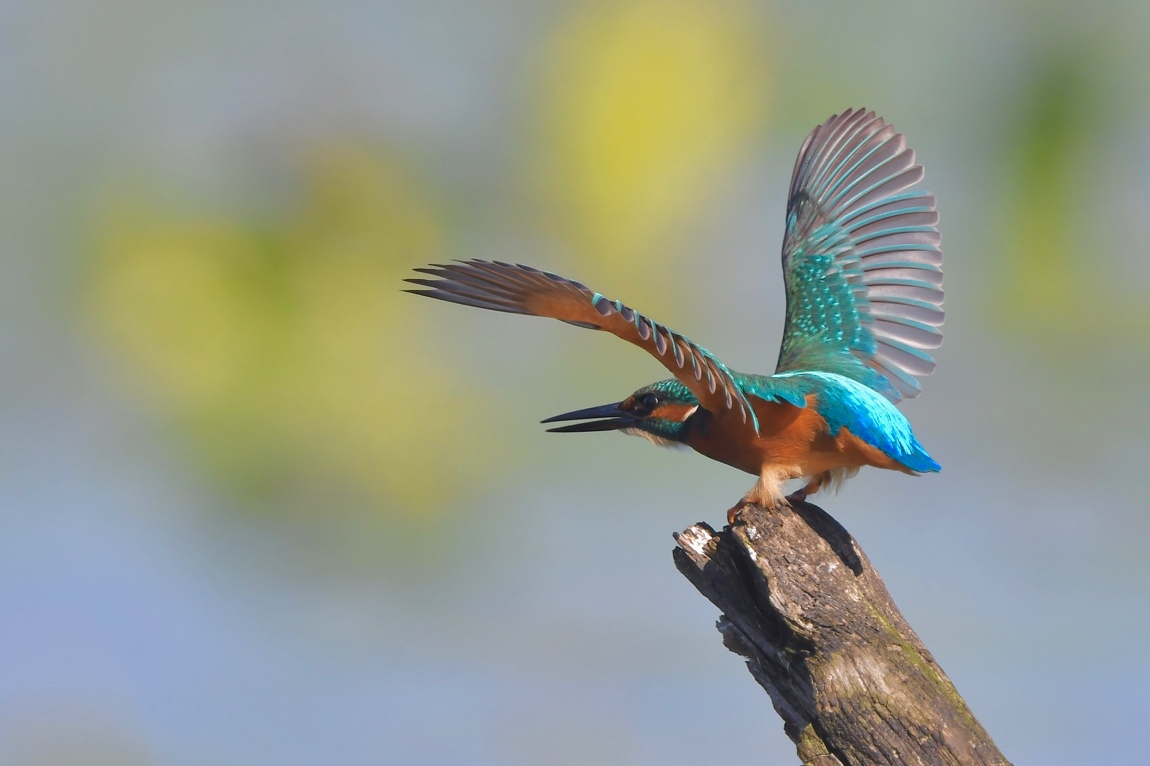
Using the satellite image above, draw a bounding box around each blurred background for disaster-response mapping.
[1,0,1148,763]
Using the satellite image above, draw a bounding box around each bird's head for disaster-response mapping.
[542,379,700,447]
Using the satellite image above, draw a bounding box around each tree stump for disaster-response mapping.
[673,501,1010,766]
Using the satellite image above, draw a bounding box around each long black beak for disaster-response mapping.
[541,402,635,433]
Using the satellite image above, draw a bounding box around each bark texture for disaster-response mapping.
[673,501,1010,766]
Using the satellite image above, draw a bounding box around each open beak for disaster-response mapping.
[541,402,635,433]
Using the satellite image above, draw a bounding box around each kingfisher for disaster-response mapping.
[406,109,943,521]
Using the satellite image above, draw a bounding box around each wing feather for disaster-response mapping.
[406,260,757,429]
[776,109,944,401]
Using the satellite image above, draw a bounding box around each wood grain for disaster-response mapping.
[674,501,1010,766]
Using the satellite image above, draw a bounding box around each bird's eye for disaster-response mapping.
[641,393,659,410]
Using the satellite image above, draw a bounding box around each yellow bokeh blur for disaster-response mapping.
[88,146,503,521]
[537,0,770,308]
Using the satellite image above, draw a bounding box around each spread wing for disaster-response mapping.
[406,260,757,429]
[775,108,944,401]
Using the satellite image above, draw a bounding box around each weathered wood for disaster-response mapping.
[674,501,1009,766]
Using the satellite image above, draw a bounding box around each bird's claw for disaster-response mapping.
[730,487,810,524]
[785,488,808,505]
[726,500,752,526]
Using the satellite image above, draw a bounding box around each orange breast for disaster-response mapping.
[685,395,907,477]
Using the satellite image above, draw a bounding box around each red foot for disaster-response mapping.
[726,500,752,525]
[785,488,808,505]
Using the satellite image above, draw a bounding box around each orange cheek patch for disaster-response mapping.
[652,403,698,422]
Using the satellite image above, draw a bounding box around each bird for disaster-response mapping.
[405,109,943,522]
